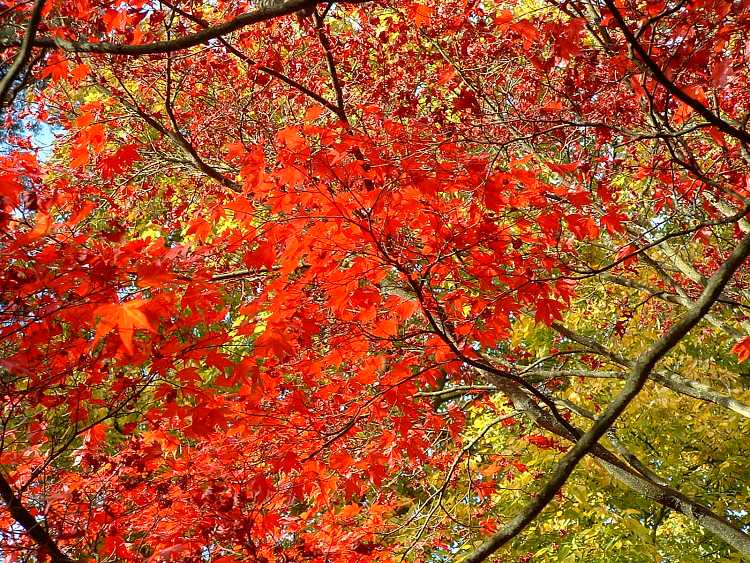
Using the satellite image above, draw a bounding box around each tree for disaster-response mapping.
[1,0,750,561]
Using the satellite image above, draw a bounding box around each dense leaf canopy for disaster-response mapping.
[2,0,750,561]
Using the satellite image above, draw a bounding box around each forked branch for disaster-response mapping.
[464,229,750,561]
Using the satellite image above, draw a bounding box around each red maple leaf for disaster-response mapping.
[93,299,156,355]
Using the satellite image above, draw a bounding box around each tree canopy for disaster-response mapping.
[2,0,750,561]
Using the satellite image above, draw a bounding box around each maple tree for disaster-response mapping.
[2,0,750,561]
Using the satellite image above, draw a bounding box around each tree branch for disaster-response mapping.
[110,80,240,192]
[1,0,372,56]
[158,0,342,116]
[549,323,750,419]
[313,8,348,121]
[464,229,750,561]
[0,0,46,115]
[0,472,75,562]
[603,0,750,145]
[481,375,750,557]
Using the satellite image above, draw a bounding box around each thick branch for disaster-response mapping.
[465,230,750,561]
[480,377,750,558]
[603,0,750,145]
[0,473,75,562]
[0,0,46,114]
[3,1,371,56]
[550,323,750,419]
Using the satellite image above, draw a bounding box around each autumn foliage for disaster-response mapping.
[2,0,750,561]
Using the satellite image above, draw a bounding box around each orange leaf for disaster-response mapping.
[304,105,324,122]
[731,337,750,362]
[413,4,433,26]
[15,212,51,246]
[93,299,156,354]
[373,318,398,338]
[535,298,564,326]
